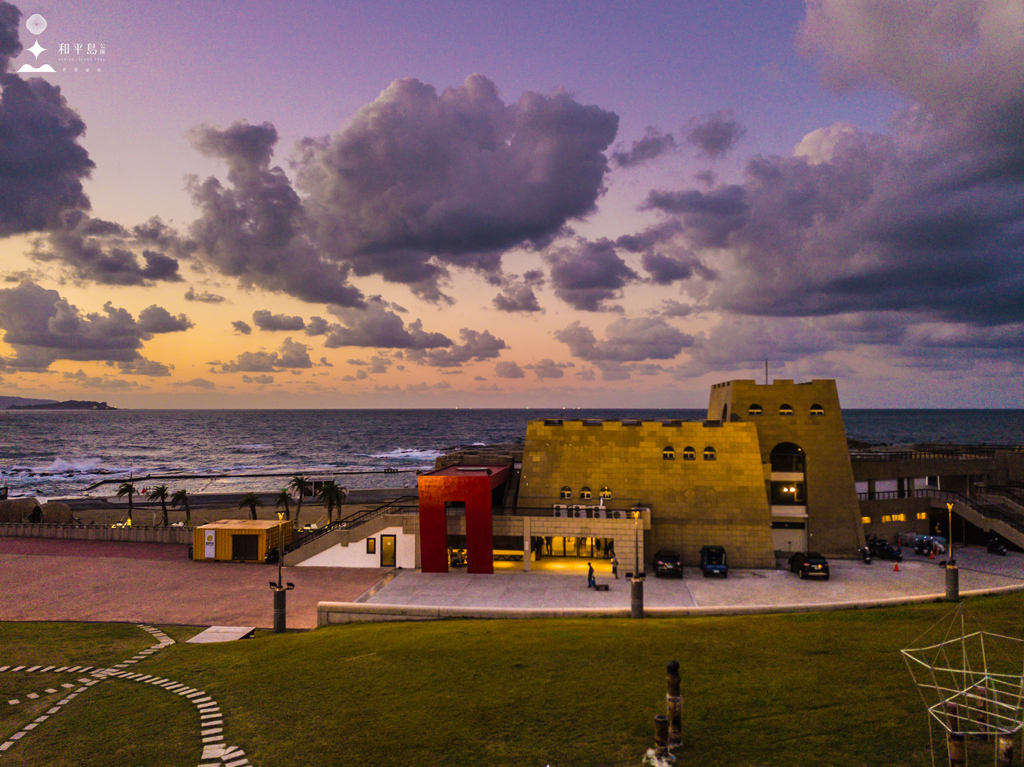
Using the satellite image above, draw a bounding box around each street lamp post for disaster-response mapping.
[631,509,644,619]
[270,514,295,632]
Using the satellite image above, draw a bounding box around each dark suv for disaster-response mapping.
[653,549,683,578]
[788,551,830,580]
[699,545,728,578]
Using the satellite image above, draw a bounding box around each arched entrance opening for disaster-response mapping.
[769,442,807,553]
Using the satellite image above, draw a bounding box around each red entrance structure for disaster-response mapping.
[418,464,511,574]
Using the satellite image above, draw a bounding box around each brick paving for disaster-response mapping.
[0,538,388,629]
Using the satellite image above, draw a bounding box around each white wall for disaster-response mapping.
[296,526,416,569]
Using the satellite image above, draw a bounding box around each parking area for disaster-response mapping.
[0,538,388,629]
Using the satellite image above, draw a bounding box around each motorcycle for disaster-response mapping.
[987,536,1008,556]
[859,546,872,564]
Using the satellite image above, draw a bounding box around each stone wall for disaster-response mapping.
[0,523,191,544]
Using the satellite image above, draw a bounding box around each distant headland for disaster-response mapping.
[6,400,117,411]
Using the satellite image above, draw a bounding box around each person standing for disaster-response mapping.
[611,554,619,580]
[587,562,595,588]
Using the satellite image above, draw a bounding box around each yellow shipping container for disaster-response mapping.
[192,519,293,562]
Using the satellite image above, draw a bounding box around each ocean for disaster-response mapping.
[2,408,1023,500]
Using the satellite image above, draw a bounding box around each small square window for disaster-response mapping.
[366,538,376,554]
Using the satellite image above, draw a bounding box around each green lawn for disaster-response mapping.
[2,595,1023,766]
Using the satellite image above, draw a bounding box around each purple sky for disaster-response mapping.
[0,0,1021,408]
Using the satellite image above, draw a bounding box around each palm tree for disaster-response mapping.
[148,485,170,527]
[170,489,192,527]
[238,491,262,520]
[317,481,344,525]
[115,481,137,526]
[274,488,292,520]
[288,474,309,526]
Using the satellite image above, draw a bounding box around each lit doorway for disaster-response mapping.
[381,534,396,567]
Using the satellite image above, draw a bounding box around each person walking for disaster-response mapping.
[587,562,595,589]
[611,554,619,579]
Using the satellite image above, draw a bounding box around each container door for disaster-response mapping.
[381,535,397,567]
[231,534,259,561]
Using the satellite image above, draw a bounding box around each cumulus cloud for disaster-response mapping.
[683,110,746,158]
[219,337,312,372]
[494,360,524,378]
[660,300,693,318]
[612,127,677,167]
[493,282,542,313]
[324,300,451,349]
[232,320,252,335]
[555,316,694,362]
[543,238,638,311]
[32,213,186,287]
[305,316,328,336]
[277,337,312,368]
[62,369,140,390]
[188,120,365,307]
[524,359,574,380]
[114,357,173,377]
[174,378,215,390]
[290,74,619,301]
[252,310,305,332]
[242,374,274,384]
[184,286,226,303]
[0,281,174,370]
[138,305,193,334]
[406,328,507,368]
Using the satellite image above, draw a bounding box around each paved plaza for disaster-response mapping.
[368,546,1024,612]
[0,538,386,629]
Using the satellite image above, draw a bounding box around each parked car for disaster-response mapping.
[699,545,728,578]
[653,549,683,578]
[788,551,830,580]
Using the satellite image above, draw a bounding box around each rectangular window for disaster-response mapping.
[917,512,928,521]
[366,537,376,554]
[861,516,871,525]
[770,481,805,505]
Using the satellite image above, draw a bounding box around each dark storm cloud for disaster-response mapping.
[137,305,193,334]
[406,328,506,368]
[683,110,746,158]
[252,310,305,332]
[0,281,162,369]
[494,360,524,379]
[641,252,701,285]
[543,239,638,311]
[323,301,451,349]
[612,127,677,167]
[0,2,21,72]
[184,287,226,304]
[189,121,365,307]
[293,74,619,299]
[554,317,693,362]
[232,320,252,335]
[0,74,94,235]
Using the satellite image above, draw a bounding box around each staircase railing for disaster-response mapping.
[287,495,417,551]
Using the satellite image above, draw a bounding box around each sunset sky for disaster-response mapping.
[0,0,1022,408]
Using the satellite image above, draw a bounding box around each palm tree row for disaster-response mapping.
[114,481,191,527]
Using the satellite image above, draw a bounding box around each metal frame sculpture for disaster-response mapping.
[903,604,1024,766]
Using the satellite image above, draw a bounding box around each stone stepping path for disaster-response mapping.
[0,625,252,766]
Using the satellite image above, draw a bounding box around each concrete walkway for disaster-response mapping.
[367,546,1024,611]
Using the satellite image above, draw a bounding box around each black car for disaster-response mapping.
[653,549,683,578]
[788,551,830,580]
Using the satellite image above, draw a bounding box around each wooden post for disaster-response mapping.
[666,660,682,748]
[654,715,669,759]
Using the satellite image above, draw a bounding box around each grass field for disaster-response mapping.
[2,595,1023,766]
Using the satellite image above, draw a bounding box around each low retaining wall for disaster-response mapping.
[0,523,191,545]
[316,582,1024,626]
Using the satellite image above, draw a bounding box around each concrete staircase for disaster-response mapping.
[934,496,1024,551]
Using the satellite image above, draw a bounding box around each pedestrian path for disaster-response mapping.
[1,624,253,766]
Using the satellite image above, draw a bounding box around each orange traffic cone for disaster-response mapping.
[930,549,934,560]
[894,562,900,572]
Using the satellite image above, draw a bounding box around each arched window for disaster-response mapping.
[703,446,717,461]
[770,443,805,473]
[682,446,696,461]
[748,404,763,416]
[810,403,825,416]
[560,486,572,499]
[779,403,794,416]
[580,486,592,500]
[600,487,612,499]
[663,446,675,460]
